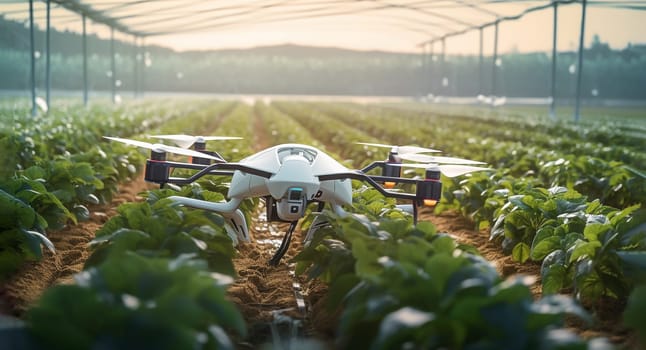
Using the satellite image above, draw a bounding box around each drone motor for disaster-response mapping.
[144,150,171,184]
[415,168,442,207]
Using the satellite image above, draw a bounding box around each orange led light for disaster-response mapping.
[423,199,438,207]
[384,181,396,189]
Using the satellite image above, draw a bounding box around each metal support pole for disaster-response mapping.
[550,3,558,120]
[82,14,88,106]
[429,42,434,97]
[141,37,146,97]
[478,27,484,98]
[110,27,116,103]
[440,37,446,97]
[419,45,425,97]
[45,0,51,110]
[574,0,587,123]
[29,0,37,116]
[133,36,138,98]
[491,21,499,105]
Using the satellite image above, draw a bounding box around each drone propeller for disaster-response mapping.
[392,163,492,177]
[104,136,224,161]
[356,142,441,154]
[398,153,486,165]
[149,134,243,149]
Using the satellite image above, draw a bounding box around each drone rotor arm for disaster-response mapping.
[318,171,416,201]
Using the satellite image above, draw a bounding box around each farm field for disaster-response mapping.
[1,97,645,349]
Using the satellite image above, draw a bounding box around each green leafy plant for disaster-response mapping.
[0,176,69,280]
[623,285,646,347]
[21,160,105,222]
[0,189,55,281]
[490,186,588,262]
[27,253,245,350]
[540,205,646,301]
[86,186,237,277]
[295,209,597,350]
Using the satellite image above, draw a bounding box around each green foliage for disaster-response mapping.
[539,156,645,209]
[295,208,597,350]
[350,186,407,220]
[294,185,599,349]
[70,145,143,204]
[0,179,62,281]
[534,205,646,301]
[483,180,646,301]
[2,97,643,347]
[0,99,214,278]
[27,253,245,350]
[87,186,236,277]
[623,285,646,345]
[21,160,103,222]
[490,187,588,260]
[0,132,37,178]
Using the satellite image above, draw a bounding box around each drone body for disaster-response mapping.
[227,143,353,220]
[105,135,490,265]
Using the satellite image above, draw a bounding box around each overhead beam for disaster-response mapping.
[50,0,140,36]
[418,0,579,46]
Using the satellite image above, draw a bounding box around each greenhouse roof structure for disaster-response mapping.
[3,0,644,47]
[3,0,645,121]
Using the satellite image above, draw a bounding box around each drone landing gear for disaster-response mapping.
[269,221,298,266]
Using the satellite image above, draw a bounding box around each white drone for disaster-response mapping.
[105,135,490,265]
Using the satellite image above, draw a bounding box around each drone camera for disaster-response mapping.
[275,187,306,222]
[265,187,307,222]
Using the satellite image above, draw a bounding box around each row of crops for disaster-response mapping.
[269,101,646,347]
[1,98,645,349]
[282,101,646,306]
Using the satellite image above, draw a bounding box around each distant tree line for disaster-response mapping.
[2,16,645,100]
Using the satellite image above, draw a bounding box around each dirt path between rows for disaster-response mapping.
[225,106,328,348]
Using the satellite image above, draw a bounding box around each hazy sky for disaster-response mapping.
[2,1,645,55]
